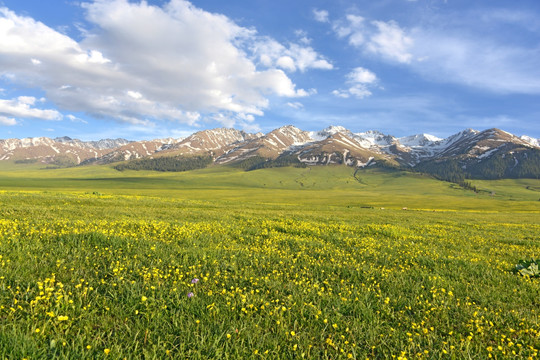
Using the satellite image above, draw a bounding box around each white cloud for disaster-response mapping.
[332,15,412,63]
[0,0,328,128]
[0,116,17,125]
[276,56,296,72]
[76,50,110,65]
[67,114,88,123]
[347,67,377,84]
[127,91,143,100]
[368,21,413,63]
[241,122,261,133]
[348,85,372,99]
[0,96,62,121]
[313,9,329,23]
[295,88,318,97]
[238,113,255,122]
[333,15,365,44]
[294,29,311,45]
[17,96,38,105]
[211,113,236,128]
[333,67,378,99]
[331,89,350,99]
[289,44,333,72]
[286,101,304,109]
[251,38,333,73]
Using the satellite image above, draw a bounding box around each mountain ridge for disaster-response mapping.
[1,126,539,180]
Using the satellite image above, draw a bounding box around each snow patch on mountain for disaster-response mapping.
[521,135,540,147]
[309,125,353,141]
[477,146,501,159]
[398,134,441,147]
[353,130,395,148]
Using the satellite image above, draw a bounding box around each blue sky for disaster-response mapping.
[0,0,539,141]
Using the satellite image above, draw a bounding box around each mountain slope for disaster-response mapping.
[414,128,540,180]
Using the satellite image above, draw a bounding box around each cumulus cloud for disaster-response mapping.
[333,67,378,99]
[0,96,62,122]
[251,38,333,73]
[0,0,330,128]
[347,67,377,84]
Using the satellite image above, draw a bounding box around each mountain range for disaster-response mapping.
[1,126,539,180]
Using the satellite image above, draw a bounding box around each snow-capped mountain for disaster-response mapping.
[291,131,395,167]
[1,126,539,179]
[216,125,312,164]
[414,128,540,180]
[54,136,131,150]
[426,128,531,160]
[157,128,262,159]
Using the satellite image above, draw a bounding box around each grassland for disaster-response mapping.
[1,161,539,211]
[0,162,539,358]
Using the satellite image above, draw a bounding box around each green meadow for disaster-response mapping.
[1,161,539,210]
[0,162,539,358]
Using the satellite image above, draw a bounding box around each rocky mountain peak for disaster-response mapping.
[1,126,538,174]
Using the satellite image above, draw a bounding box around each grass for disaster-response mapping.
[1,161,539,211]
[0,162,539,358]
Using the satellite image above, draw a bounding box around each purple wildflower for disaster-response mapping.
[187,292,194,298]
[191,278,199,284]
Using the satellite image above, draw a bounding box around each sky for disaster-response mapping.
[0,0,539,141]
